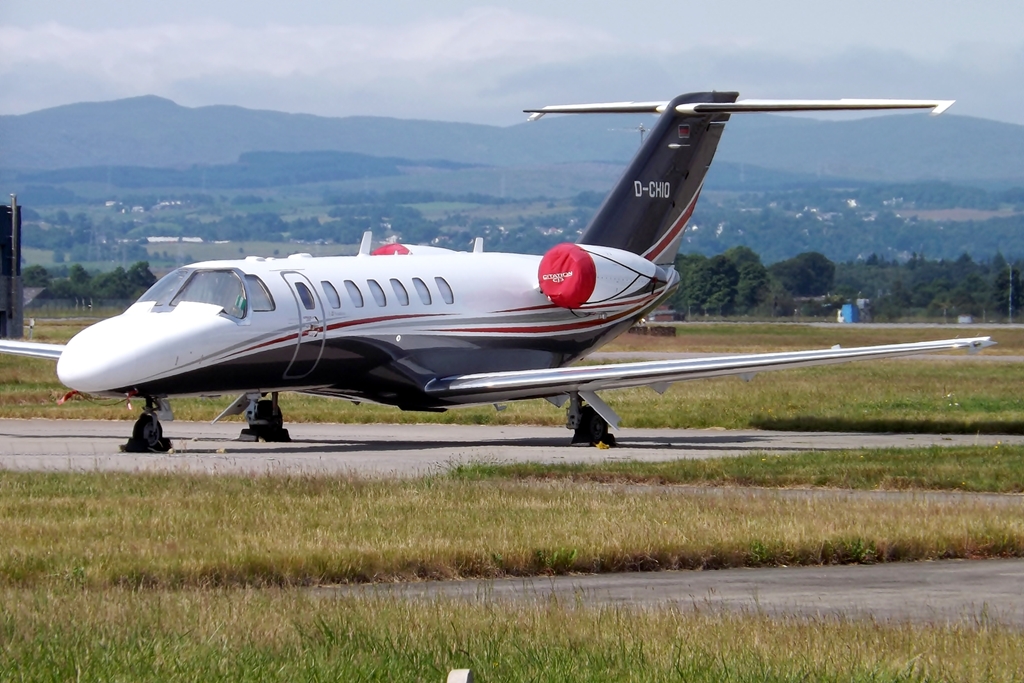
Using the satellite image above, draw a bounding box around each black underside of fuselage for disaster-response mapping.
[120,318,636,410]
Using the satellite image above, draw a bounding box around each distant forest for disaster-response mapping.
[674,248,1021,322]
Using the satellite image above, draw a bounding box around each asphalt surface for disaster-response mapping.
[1,419,1022,475]
[345,559,1024,627]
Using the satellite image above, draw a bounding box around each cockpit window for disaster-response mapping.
[171,270,247,318]
[245,275,275,312]
[137,268,190,305]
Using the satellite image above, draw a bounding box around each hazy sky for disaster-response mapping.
[2,0,1023,124]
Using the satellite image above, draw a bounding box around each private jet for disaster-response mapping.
[0,91,993,451]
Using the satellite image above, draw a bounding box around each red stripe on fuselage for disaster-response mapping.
[435,298,653,335]
[642,186,702,262]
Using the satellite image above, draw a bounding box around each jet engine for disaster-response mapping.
[538,243,659,309]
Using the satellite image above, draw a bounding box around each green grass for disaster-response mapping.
[2,588,1022,682]
[450,445,1024,492]
[612,322,1024,354]
[1,471,1022,588]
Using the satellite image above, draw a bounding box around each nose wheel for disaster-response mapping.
[123,398,173,453]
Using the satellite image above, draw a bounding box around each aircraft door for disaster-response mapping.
[281,271,326,380]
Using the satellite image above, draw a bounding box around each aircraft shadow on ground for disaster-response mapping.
[178,433,778,456]
[749,417,1024,434]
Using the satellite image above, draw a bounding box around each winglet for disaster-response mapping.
[358,231,373,256]
[964,337,996,355]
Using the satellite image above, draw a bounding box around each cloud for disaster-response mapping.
[1,12,1022,126]
[0,12,616,103]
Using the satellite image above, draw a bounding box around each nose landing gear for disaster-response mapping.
[123,397,173,453]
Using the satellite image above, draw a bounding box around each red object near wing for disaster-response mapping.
[371,243,411,255]
[538,243,597,309]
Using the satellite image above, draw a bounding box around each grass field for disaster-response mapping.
[452,444,1024,493]
[1,471,1021,587]
[2,588,1022,682]
[611,322,1024,354]
[4,321,1023,681]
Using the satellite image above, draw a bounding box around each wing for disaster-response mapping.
[427,337,994,405]
[0,340,65,361]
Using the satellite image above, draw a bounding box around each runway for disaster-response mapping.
[0,419,1021,475]
[346,559,1024,627]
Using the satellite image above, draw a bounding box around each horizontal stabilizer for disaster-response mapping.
[526,98,954,120]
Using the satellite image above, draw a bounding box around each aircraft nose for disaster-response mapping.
[57,318,142,394]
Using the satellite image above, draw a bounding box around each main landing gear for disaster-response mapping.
[123,397,173,453]
[565,391,616,447]
[211,391,292,442]
[238,392,291,443]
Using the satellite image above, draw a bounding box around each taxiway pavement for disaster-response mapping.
[346,558,1024,627]
[0,419,1021,476]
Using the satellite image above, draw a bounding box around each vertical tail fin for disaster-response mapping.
[576,91,738,264]
[524,93,952,265]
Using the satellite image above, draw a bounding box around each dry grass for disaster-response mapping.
[0,471,1022,588]
[1,588,1022,682]
[451,444,1024,493]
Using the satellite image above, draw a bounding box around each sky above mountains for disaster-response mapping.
[2,0,1023,125]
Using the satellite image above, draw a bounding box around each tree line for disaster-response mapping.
[673,249,1024,322]
[23,262,157,300]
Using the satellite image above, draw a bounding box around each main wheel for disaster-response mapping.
[132,413,169,452]
[579,406,609,445]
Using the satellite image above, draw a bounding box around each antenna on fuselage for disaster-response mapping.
[473,237,484,253]
[358,231,373,256]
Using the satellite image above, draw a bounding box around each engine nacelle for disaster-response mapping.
[538,243,659,309]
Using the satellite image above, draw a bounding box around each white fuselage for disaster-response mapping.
[55,248,677,408]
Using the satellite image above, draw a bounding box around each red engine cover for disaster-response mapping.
[371,243,411,255]
[538,243,597,309]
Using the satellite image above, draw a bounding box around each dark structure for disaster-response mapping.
[1,196,23,339]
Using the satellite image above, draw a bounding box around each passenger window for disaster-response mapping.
[245,275,275,311]
[322,281,341,309]
[344,280,364,308]
[295,282,316,310]
[412,277,432,305]
[367,279,387,306]
[435,276,454,305]
[390,278,410,306]
[171,270,247,318]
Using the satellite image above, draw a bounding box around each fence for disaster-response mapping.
[25,299,134,318]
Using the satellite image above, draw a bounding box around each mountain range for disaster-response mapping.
[3,95,1024,188]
